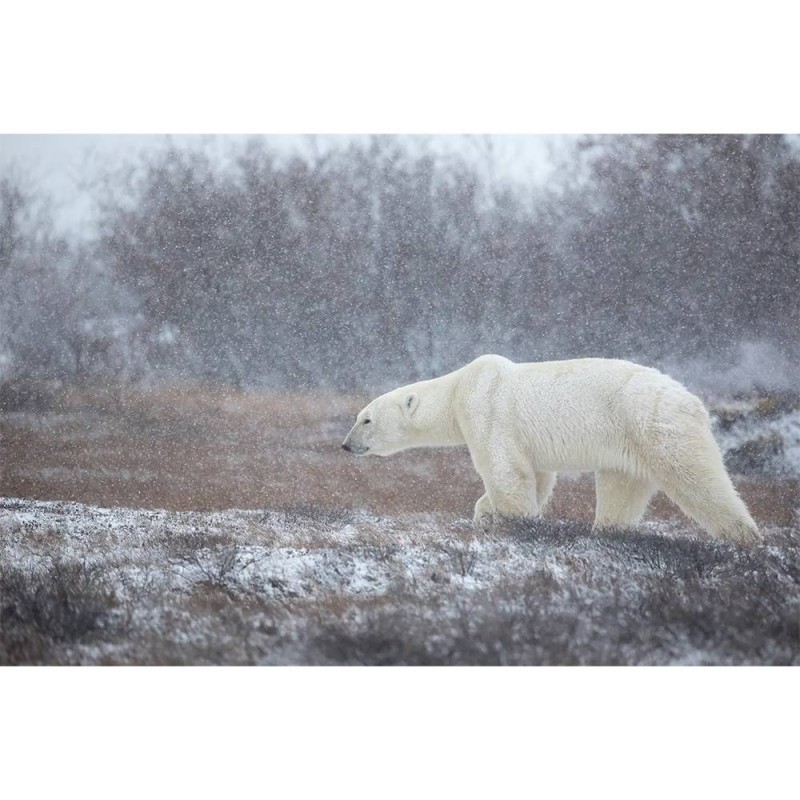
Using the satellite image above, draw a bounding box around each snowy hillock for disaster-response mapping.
[710,393,800,476]
[1,498,797,665]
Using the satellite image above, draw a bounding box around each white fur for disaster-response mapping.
[342,355,760,545]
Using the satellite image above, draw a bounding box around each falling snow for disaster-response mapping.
[1,134,798,665]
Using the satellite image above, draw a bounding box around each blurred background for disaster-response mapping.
[1,133,797,393]
[1,134,798,515]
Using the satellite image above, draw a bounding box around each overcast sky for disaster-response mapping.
[0,134,570,235]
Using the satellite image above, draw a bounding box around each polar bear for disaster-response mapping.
[342,355,760,545]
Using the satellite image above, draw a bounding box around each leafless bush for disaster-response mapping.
[312,601,455,666]
[436,540,479,577]
[166,530,233,559]
[276,505,357,527]
[0,560,119,664]
[169,538,264,600]
[500,516,593,547]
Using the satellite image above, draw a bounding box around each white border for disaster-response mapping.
[1,668,797,797]
[1,3,798,796]
[3,2,799,133]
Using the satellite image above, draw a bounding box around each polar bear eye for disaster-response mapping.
[363,419,371,425]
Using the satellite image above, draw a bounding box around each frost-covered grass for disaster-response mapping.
[1,498,798,665]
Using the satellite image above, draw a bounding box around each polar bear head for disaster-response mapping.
[341,389,420,457]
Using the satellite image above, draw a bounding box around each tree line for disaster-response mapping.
[1,134,797,391]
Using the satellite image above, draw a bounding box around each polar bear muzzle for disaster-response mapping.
[341,439,369,455]
[341,421,371,455]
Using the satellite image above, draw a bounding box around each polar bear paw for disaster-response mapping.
[473,494,494,532]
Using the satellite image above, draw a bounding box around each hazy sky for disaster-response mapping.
[0,134,569,235]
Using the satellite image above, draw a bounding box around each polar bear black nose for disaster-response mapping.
[342,442,353,452]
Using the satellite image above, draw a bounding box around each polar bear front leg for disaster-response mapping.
[473,493,494,531]
[535,471,557,512]
[484,468,540,523]
[468,441,539,527]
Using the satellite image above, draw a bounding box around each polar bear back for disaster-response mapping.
[454,355,703,475]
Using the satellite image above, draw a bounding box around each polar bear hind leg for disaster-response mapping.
[645,429,761,545]
[657,466,760,545]
[623,378,761,546]
[593,470,655,529]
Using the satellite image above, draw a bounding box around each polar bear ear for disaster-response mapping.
[403,392,419,418]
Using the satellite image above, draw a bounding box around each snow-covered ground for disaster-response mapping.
[1,497,797,665]
[711,401,800,476]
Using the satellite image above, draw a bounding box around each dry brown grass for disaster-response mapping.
[1,384,797,526]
